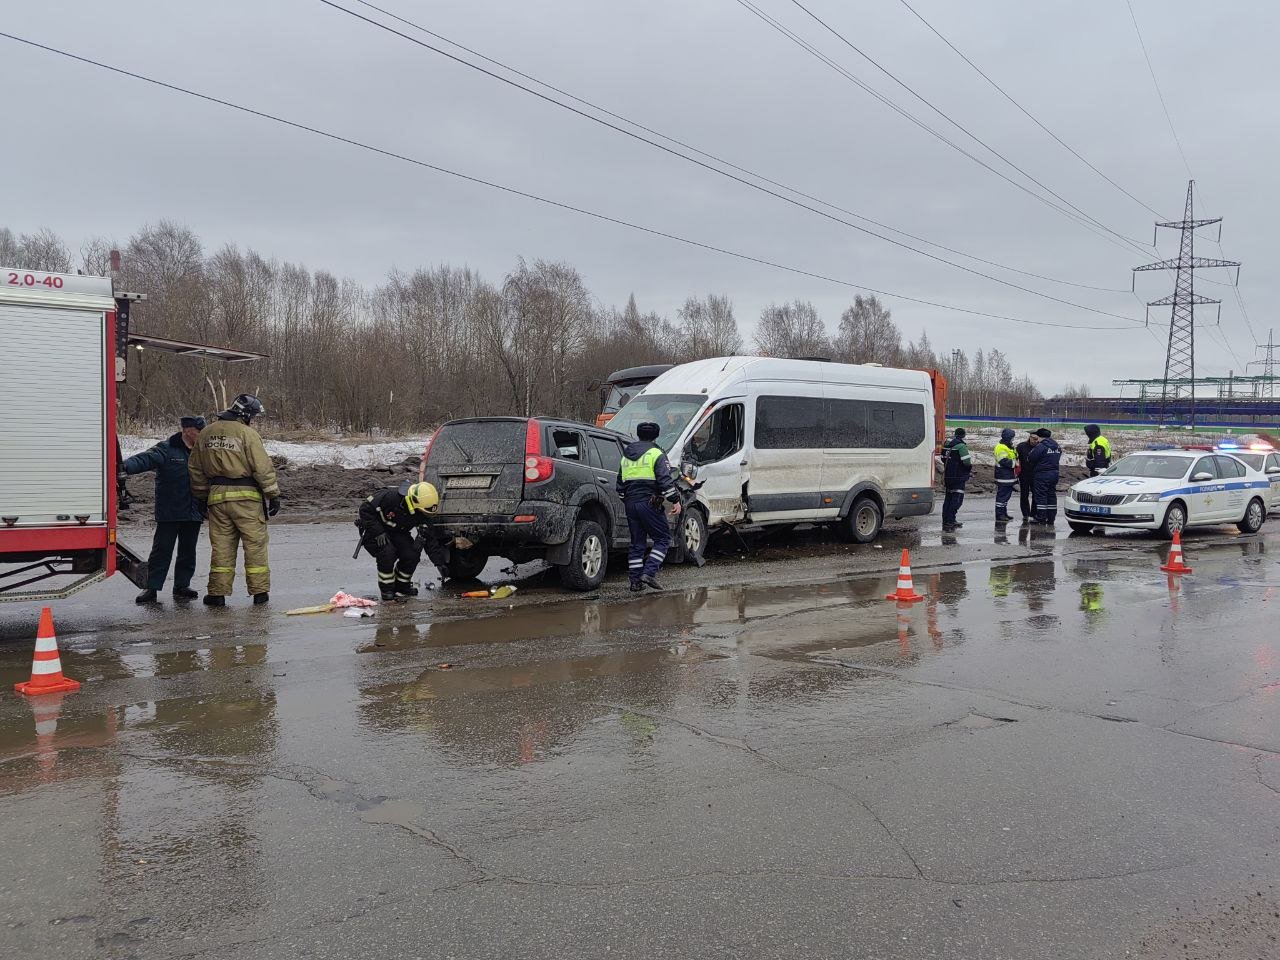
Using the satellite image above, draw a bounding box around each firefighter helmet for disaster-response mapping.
[228,393,265,423]
[401,481,440,515]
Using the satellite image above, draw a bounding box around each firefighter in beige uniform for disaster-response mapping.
[188,394,280,606]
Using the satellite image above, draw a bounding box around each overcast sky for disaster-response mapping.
[4,0,1274,393]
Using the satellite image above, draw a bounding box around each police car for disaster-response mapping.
[1215,441,1280,513]
[1064,448,1270,538]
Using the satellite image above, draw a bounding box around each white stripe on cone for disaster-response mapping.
[34,635,58,653]
[31,658,62,675]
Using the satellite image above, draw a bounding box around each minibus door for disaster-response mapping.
[681,400,747,525]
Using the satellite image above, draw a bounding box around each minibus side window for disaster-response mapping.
[863,402,926,449]
[755,396,824,449]
[687,403,744,465]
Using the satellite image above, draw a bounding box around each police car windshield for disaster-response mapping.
[1105,454,1190,480]
[607,394,705,450]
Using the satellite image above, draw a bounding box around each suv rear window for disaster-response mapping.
[431,421,526,466]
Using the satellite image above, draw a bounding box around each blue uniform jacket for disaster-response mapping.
[616,441,678,504]
[122,433,204,523]
[1025,438,1062,477]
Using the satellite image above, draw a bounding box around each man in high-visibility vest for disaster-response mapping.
[188,394,280,607]
[616,421,681,592]
[993,428,1018,523]
[1084,424,1112,476]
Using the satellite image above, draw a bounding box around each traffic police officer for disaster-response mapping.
[188,394,280,606]
[993,427,1018,523]
[1084,424,1112,476]
[357,481,450,599]
[616,422,680,591]
[1025,427,1062,525]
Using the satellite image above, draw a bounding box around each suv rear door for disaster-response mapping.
[425,418,528,517]
[587,432,629,544]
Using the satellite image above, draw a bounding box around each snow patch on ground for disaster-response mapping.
[121,435,431,469]
[956,425,1266,469]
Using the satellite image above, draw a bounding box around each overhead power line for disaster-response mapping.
[317,0,1138,317]
[0,29,1143,332]
[336,0,1127,294]
[1124,0,1193,177]
[756,0,1153,256]
[892,0,1164,219]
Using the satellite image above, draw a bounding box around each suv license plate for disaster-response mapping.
[446,475,493,490]
[1079,504,1111,516]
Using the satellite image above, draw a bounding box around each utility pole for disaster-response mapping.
[1133,181,1240,428]
[1246,328,1277,399]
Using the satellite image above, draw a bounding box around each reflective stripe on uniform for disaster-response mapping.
[378,572,396,582]
[244,566,269,574]
[620,447,662,482]
[208,566,235,573]
[208,488,263,505]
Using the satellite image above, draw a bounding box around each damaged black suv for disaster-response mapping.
[420,416,637,590]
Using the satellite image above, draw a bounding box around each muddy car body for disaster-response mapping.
[420,417,642,590]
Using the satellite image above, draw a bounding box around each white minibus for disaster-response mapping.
[606,357,938,545]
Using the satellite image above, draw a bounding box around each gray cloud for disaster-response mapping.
[3,0,1272,392]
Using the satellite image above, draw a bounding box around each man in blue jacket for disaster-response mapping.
[616,422,681,592]
[1024,427,1062,526]
[121,416,206,603]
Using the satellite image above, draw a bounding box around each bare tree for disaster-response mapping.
[6,220,1055,429]
[676,293,741,359]
[754,300,830,358]
[0,227,73,271]
[833,294,900,364]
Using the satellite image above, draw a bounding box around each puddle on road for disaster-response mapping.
[359,642,732,766]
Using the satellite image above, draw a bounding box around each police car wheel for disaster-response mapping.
[1238,498,1266,535]
[1159,501,1187,540]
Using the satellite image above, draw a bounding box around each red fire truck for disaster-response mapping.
[0,266,262,602]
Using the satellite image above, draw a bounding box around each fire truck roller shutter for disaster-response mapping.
[0,304,107,525]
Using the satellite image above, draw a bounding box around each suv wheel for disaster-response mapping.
[558,518,608,590]
[447,549,489,582]
[836,494,883,544]
[1238,497,1266,534]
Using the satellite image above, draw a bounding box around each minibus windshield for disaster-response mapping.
[607,394,706,450]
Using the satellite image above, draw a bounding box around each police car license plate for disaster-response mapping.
[1079,504,1111,516]
[446,475,492,489]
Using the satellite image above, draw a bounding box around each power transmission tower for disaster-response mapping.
[1246,328,1278,398]
[1133,180,1240,427]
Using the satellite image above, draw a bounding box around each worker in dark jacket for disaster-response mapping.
[616,422,680,591]
[1015,432,1038,522]
[357,481,459,600]
[993,428,1018,523]
[121,416,206,604]
[938,427,973,532]
[1025,428,1062,525]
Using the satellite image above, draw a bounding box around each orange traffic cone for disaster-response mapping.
[885,549,926,603]
[1160,531,1193,574]
[14,607,81,696]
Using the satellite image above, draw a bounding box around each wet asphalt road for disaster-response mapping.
[2,499,1279,959]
